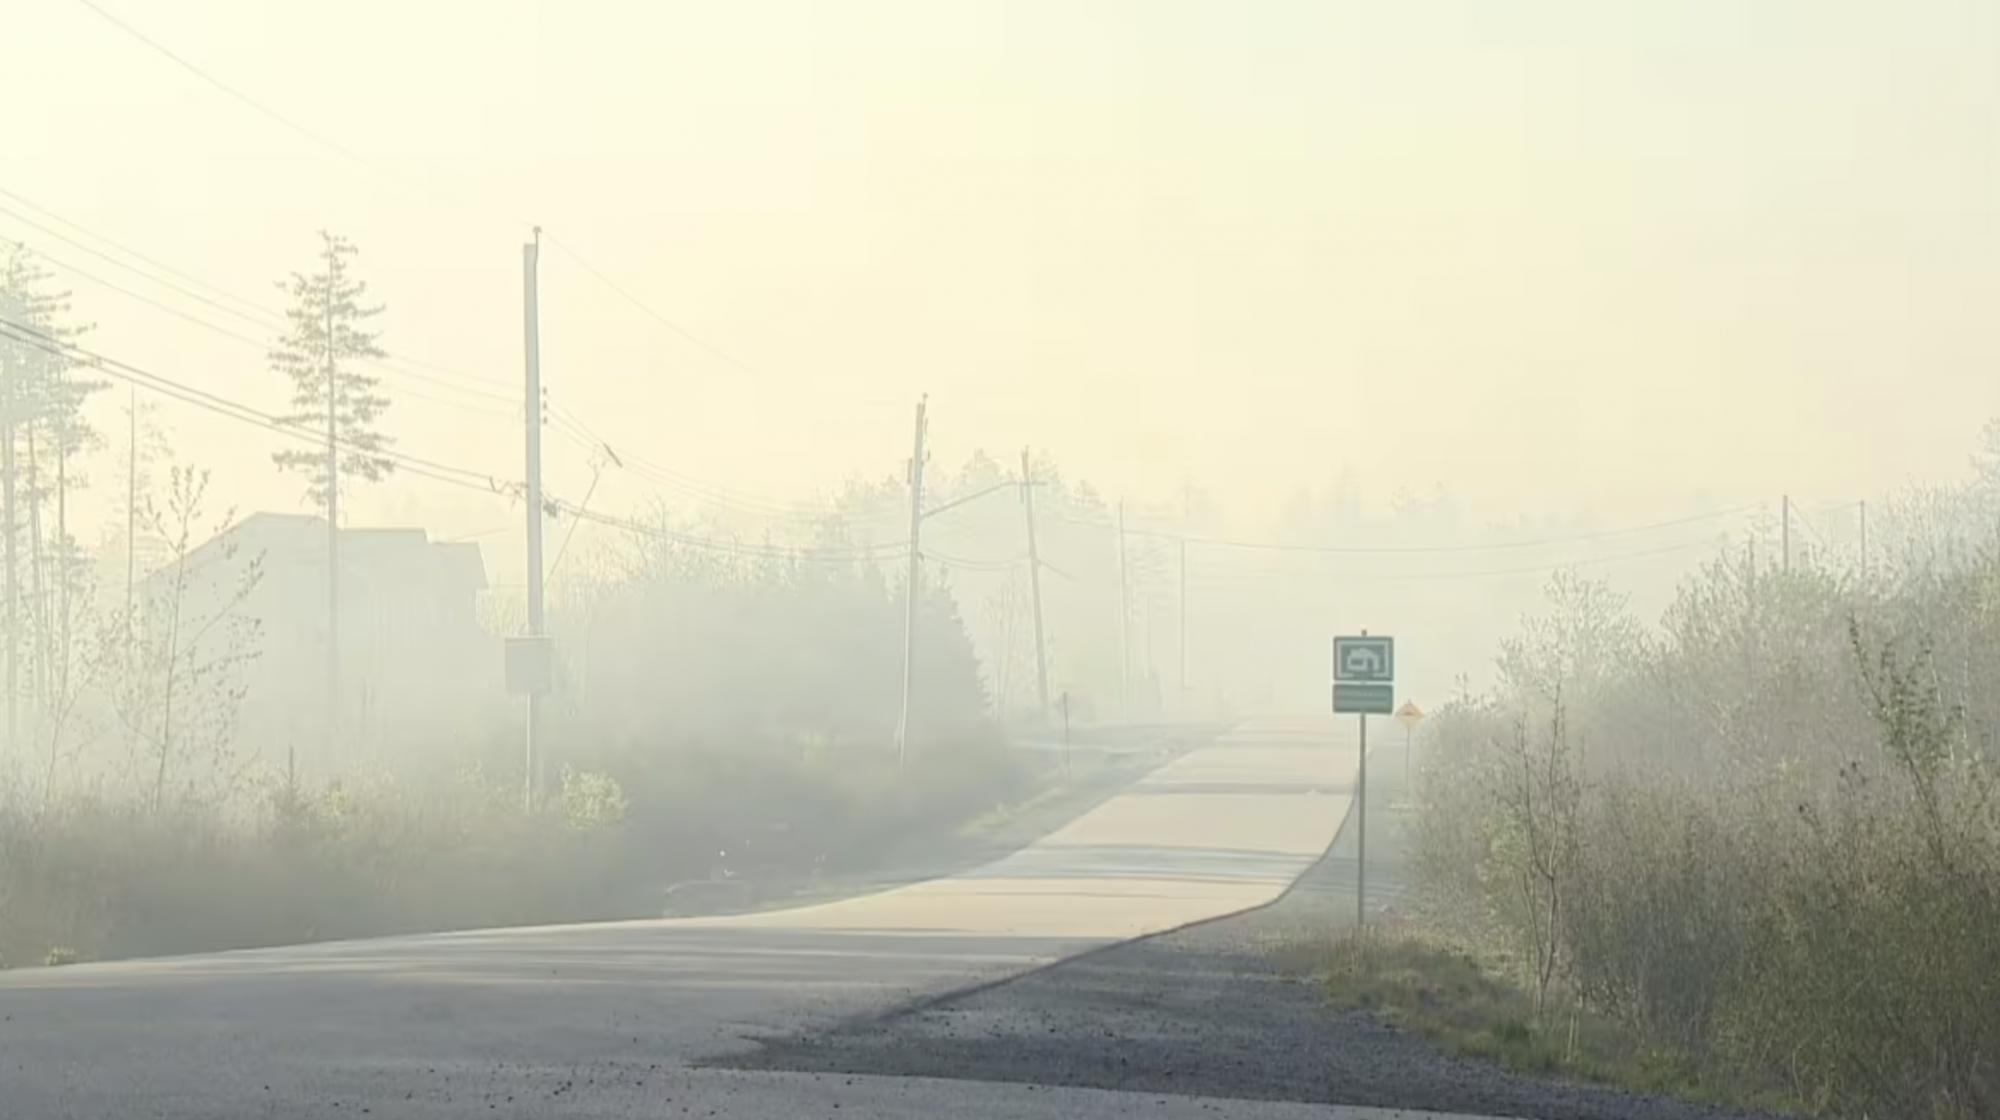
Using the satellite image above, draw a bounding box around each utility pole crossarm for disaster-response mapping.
[921,478,1027,522]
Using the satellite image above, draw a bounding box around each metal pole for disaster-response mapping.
[1357,711,1368,928]
[1021,448,1050,722]
[523,230,546,811]
[894,396,928,771]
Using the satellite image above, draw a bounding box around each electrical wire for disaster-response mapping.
[64,0,778,391]
[0,317,500,489]
[0,318,909,566]
[927,549,1028,572]
[65,0,526,236]
[552,501,903,564]
[1180,533,1733,585]
[540,234,768,382]
[1056,502,1762,556]
[4,218,858,526]
[0,207,522,413]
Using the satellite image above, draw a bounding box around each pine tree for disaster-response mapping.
[268,230,394,506]
[267,230,393,763]
[0,241,102,758]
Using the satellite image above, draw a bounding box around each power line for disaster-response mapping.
[1056,503,1761,556]
[928,549,1028,572]
[0,317,500,489]
[49,12,863,512]
[63,2,772,390]
[4,219,846,524]
[0,319,913,566]
[0,204,522,411]
[552,501,904,565]
[1183,534,1732,584]
[540,234,769,381]
[65,0,523,234]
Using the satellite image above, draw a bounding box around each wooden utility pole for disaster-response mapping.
[894,396,928,771]
[1859,499,1869,580]
[1,312,15,758]
[522,229,547,809]
[1178,485,1190,715]
[1021,447,1050,723]
[1781,495,1791,574]
[1116,499,1130,713]
[323,249,341,770]
[124,386,137,627]
[1060,690,1072,781]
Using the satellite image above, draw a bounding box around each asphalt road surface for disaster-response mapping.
[0,716,1516,1119]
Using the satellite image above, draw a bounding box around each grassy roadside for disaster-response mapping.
[1275,925,1803,1117]
[1269,734,1810,1118]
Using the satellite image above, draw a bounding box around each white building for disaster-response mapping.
[137,513,501,784]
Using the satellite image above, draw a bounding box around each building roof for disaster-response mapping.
[140,512,489,595]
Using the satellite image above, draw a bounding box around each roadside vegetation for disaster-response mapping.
[0,507,1033,966]
[0,236,1063,969]
[1292,459,2000,1120]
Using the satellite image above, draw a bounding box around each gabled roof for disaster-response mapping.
[140,512,488,594]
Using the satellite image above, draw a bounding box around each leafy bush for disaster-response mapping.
[1414,522,2000,1118]
[0,519,1030,965]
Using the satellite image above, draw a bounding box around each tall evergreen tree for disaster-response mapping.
[0,241,102,757]
[268,230,394,506]
[267,230,394,762]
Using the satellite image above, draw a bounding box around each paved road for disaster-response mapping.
[0,717,1505,1119]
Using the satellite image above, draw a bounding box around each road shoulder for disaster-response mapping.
[717,740,1798,1120]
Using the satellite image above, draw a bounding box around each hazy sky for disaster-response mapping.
[5,0,1997,559]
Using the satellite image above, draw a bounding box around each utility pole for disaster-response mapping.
[1116,500,1130,714]
[324,250,341,771]
[1744,537,1758,681]
[1178,486,1190,716]
[1,315,15,760]
[523,229,547,810]
[894,395,928,771]
[1060,690,1071,781]
[1781,495,1791,574]
[1021,447,1051,723]
[1356,628,1370,928]
[124,386,137,628]
[1858,499,1869,581]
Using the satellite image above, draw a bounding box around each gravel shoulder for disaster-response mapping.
[716,738,1802,1120]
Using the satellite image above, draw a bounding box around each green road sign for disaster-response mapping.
[1333,635,1395,683]
[1334,682,1395,715]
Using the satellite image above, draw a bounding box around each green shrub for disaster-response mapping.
[1413,552,2000,1119]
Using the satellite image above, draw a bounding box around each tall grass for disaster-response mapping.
[1416,535,2000,1118]
[0,521,1031,968]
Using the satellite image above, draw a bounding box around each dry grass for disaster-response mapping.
[0,738,1038,969]
[1398,559,2000,1120]
[1280,924,1796,1113]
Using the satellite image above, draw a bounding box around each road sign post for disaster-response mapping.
[1395,700,1425,783]
[1333,632,1396,928]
